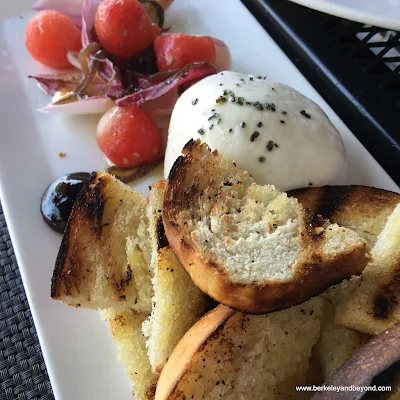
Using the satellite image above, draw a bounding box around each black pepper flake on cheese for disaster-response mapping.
[229,128,233,133]
[217,118,222,124]
[240,78,245,82]
[280,120,285,124]
[282,111,287,115]
[216,96,227,104]
[257,121,262,128]
[211,108,215,112]
[249,77,254,81]
[266,140,276,151]
[300,110,311,119]
[237,100,244,105]
[250,131,260,142]
[191,98,198,106]
[208,112,219,121]
[235,83,241,87]
[257,75,262,79]
[218,83,223,87]
[265,103,276,112]
[240,122,246,128]
[258,156,266,162]
[228,96,236,103]
[220,72,224,75]
[255,103,263,111]
[309,182,313,186]
[272,87,275,91]
[209,123,214,130]
[198,128,204,135]
[223,90,228,96]
[263,76,267,80]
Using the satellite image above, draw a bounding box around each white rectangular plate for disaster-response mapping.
[0,1,398,399]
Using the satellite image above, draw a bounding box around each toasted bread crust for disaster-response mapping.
[51,171,101,301]
[155,304,235,400]
[290,186,400,220]
[51,171,148,309]
[163,140,367,314]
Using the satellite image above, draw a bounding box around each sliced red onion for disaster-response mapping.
[40,96,114,114]
[82,0,102,47]
[29,71,105,96]
[141,87,178,117]
[98,57,118,83]
[67,51,81,70]
[211,38,232,72]
[32,0,84,27]
[116,63,216,106]
[29,71,85,95]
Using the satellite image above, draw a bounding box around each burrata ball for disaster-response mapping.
[164,71,346,191]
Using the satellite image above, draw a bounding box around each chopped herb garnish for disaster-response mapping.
[216,96,227,104]
[250,131,260,142]
[266,140,275,151]
[300,110,311,119]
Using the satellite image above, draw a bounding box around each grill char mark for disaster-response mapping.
[314,186,356,220]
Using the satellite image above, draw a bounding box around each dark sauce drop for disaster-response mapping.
[40,172,91,233]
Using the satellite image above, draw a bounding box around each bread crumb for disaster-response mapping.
[58,152,67,158]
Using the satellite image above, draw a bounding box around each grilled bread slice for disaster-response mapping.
[290,185,400,249]
[142,181,210,374]
[314,280,371,380]
[163,140,367,314]
[101,309,158,400]
[335,203,400,335]
[51,172,153,313]
[155,297,324,400]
